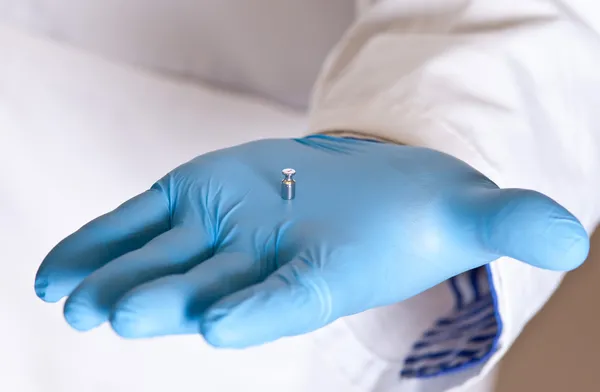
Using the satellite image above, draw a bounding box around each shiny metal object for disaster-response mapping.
[281,168,296,200]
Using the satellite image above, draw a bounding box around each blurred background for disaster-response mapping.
[496,230,600,392]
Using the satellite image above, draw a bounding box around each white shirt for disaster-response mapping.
[0,0,355,108]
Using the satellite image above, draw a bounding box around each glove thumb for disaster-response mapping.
[474,188,589,271]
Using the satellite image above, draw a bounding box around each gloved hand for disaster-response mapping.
[34,135,589,348]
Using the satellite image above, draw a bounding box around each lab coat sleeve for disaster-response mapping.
[307,0,600,389]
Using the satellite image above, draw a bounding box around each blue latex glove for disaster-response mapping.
[34,135,589,348]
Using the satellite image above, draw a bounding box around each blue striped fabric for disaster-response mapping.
[400,266,502,378]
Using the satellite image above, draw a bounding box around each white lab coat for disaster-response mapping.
[0,1,599,392]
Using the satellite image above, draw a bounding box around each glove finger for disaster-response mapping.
[63,224,212,332]
[474,188,590,271]
[109,250,259,338]
[35,188,170,303]
[200,255,335,349]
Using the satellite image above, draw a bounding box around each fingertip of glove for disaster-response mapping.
[200,309,237,348]
[547,221,590,271]
[201,323,252,349]
[481,188,591,272]
[63,296,103,332]
[110,306,145,339]
[201,326,231,348]
[200,301,265,349]
[34,276,64,303]
[109,297,162,339]
[34,277,49,301]
[528,199,590,271]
